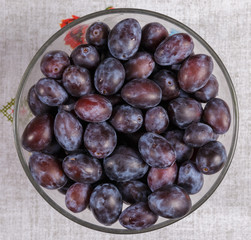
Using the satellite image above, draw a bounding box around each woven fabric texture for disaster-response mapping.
[0,0,250,239]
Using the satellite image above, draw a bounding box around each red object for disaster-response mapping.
[64,24,89,49]
[105,6,114,10]
[60,15,88,49]
[60,15,80,28]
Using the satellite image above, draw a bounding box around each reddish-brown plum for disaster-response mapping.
[90,183,122,225]
[121,78,162,109]
[103,153,148,182]
[40,50,70,79]
[108,18,141,60]
[86,22,110,47]
[29,152,67,189]
[194,74,219,102]
[117,180,151,204]
[124,52,155,80]
[104,152,148,182]
[145,106,169,134]
[54,110,83,151]
[84,122,117,159]
[147,163,178,192]
[153,70,180,101]
[196,141,227,174]
[94,57,125,95]
[35,78,68,106]
[178,54,213,93]
[21,114,53,152]
[28,85,51,116]
[138,132,176,168]
[65,183,92,213]
[63,153,102,183]
[183,122,217,147]
[148,185,192,218]
[70,44,100,69]
[119,202,158,230]
[167,97,202,129]
[177,161,204,194]
[141,22,169,52]
[74,94,112,122]
[110,105,143,133]
[62,65,92,97]
[154,33,194,66]
[203,98,231,134]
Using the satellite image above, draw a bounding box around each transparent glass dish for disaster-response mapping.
[13,8,239,234]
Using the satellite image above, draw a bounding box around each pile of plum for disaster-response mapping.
[21,18,231,230]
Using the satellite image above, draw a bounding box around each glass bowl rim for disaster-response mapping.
[13,8,239,234]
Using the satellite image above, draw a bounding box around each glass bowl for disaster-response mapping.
[13,8,239,234]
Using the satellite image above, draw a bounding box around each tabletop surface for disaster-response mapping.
[0,0,250,239]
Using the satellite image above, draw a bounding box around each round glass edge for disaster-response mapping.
[13,8,239,235]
